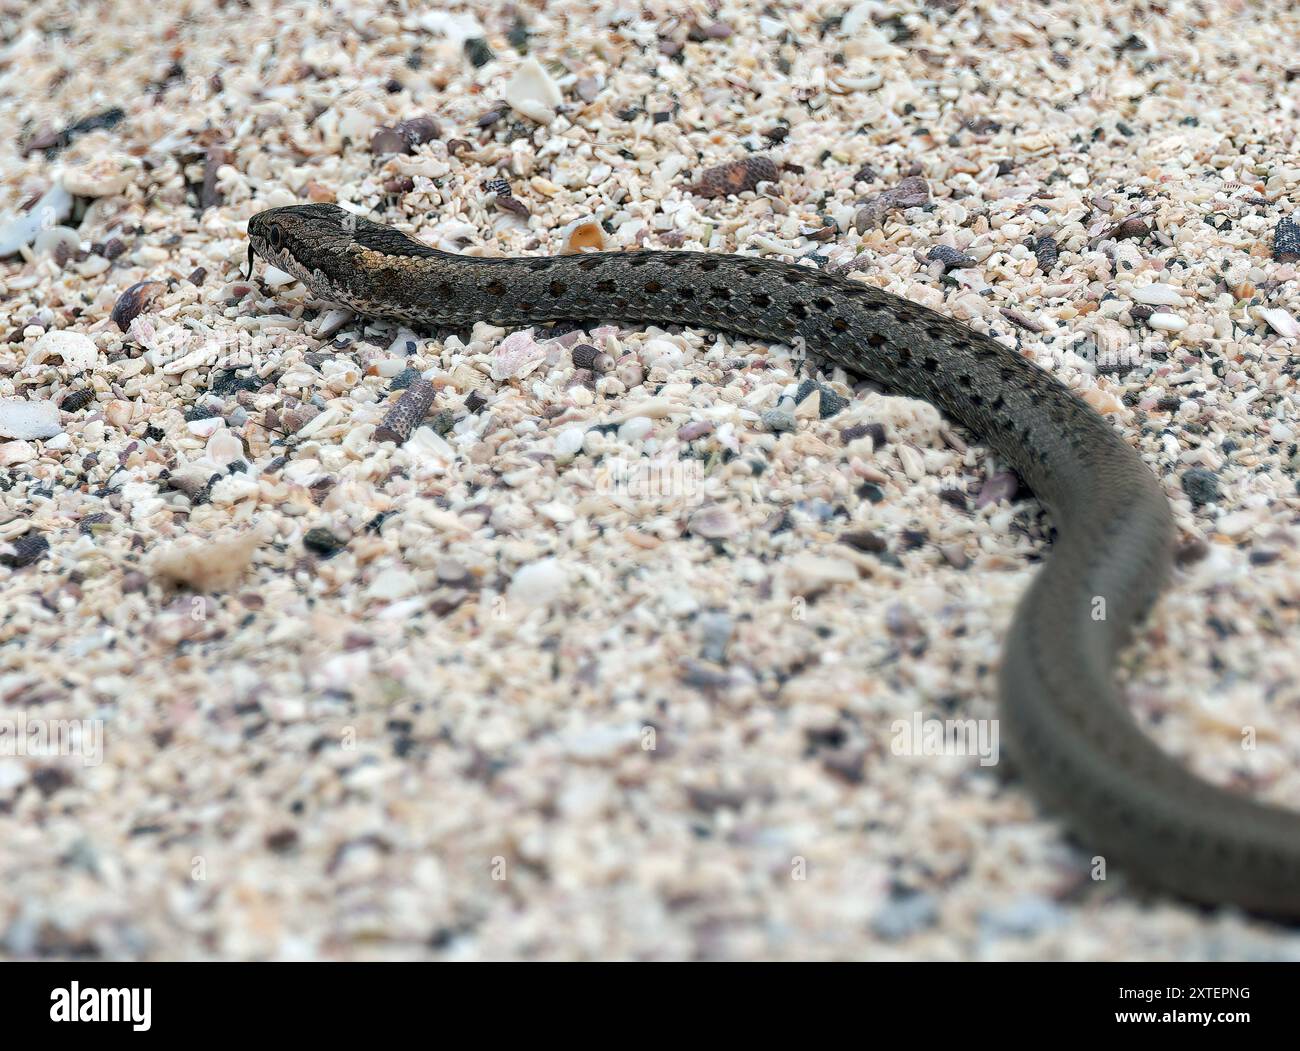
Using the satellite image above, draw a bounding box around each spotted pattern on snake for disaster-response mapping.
[248,203,1300,916]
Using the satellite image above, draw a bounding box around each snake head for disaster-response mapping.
[247,204,362,278]
[248,204,440,302]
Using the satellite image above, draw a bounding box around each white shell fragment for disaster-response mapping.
[490,328,547,380]
[508,557,569,605]
[0,399,62,440]
[59,154,133,197]
[1130,283,1186,307]
[24,330,98,375]
[0,184,72,257]
[504,57,563,124]
[1147,312,1187,332]
[1258,308,1300,338]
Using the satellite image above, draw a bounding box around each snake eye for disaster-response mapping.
[267,224,283,250]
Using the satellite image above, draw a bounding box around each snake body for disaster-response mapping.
[249,203,1300,915]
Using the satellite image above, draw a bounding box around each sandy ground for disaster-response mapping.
[1,0,1299,959]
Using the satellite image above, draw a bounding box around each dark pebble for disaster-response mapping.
[2,532,49,568]
[388,367,422,391]
[690,154,781,198]
[494,195,530,218]
[794,378,847,418]
[79,513,111,536]
[926,244,977,271]
[841,421,887,446]
[111,280,165,332]
[60,388,94,412]
[1034,235,1059,273]
[395,115,439,147]
[939,487,968,511]
[1181,467,1220,507]
[464,37,495,67]
[840,529,888,554]
[370,127,409,156]
[1175,537,1209,565]
[303,528,346,557]
[1110,216,1150,240]
[572,344,612,372]
[1272,217,1300,263]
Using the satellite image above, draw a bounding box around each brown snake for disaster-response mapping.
[249,203,1300,916]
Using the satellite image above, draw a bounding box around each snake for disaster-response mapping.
[247,202,1300,916]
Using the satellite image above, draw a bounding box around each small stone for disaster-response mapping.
[303,528,346,558]
[555,427,587,456]
[688,506,740,539]
[617,416,654,443]
[1181,467,1220,507]
[26,330,98,375]
[841,421,887,446]
[690,155,781,198]
[1258,308,1300,338]
[508,557,569,605]
[0,184,72,257]
[491,329,546,381]
[375,378,436,444]
[464,37,495,67]
[1110,216,1150,240]
[0,398,62,440]
[1271,217,1300,262]
[762,406,796,433]
[59,389,94,412]
[794,378,848,418]
[435,558,471,585]
[1147,311,1187,332]
[562,219,606,253]
[1033,235,1059,272]
[1130,283,1185,307]
[503,57,563,124]
[939,543,969,569]
[394,115,439,147]
[1,532,48,568]
[926,244,977,271]
[677,420,714,441]
[60,154,133,197]
[369,128,409,156]
[572,344,613,372]
[976,471,1020,508]
[853,176,930,232]
[0,440,36,466]
[840,529,887,554]
[111,281,165,332]
[897,444,925,480]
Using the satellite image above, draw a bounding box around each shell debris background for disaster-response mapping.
[0,0,1299,962]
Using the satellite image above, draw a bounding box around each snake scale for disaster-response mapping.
[249,203,1300,916]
